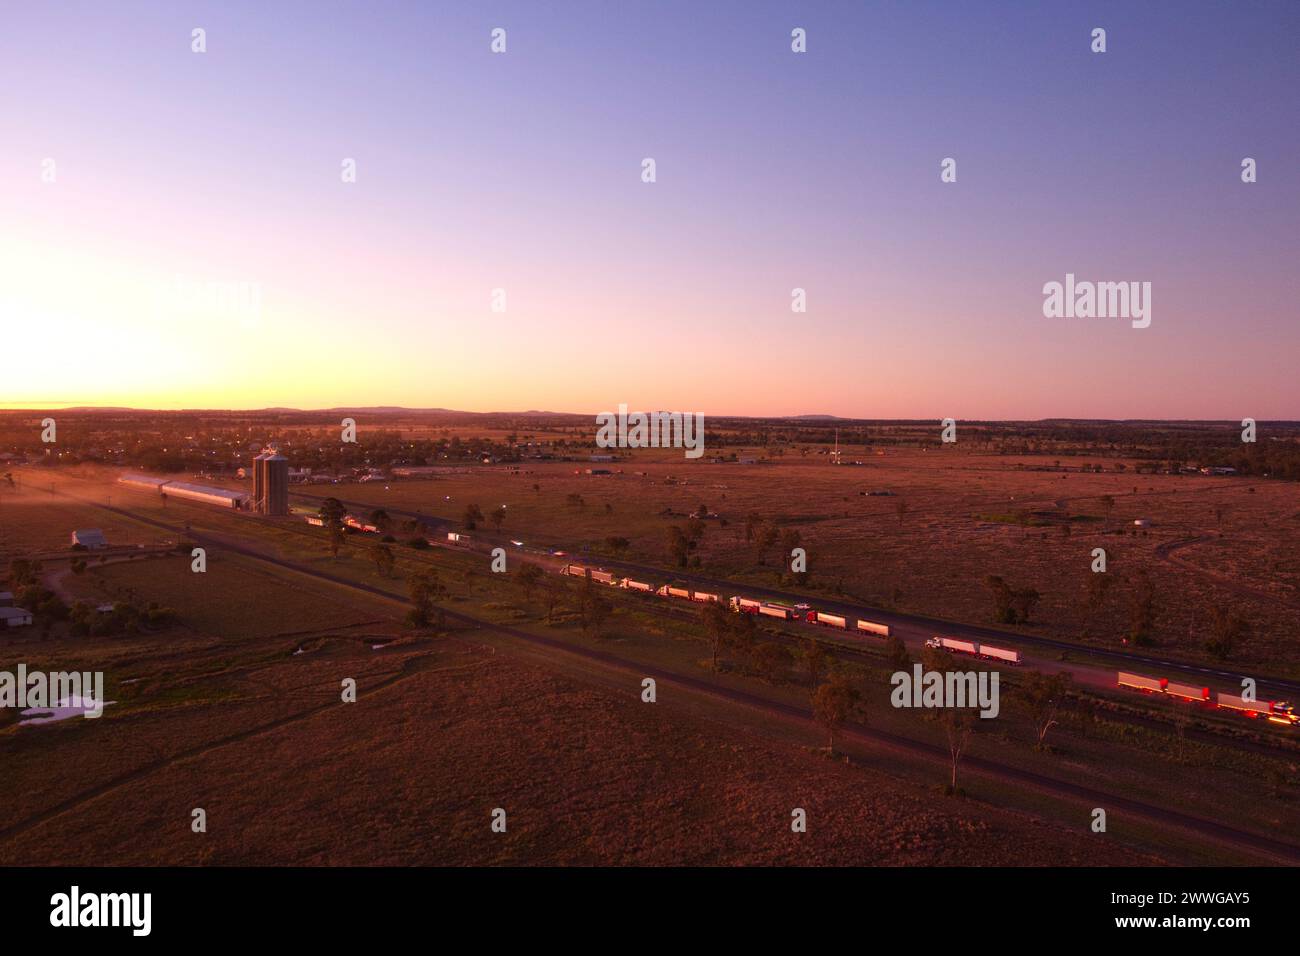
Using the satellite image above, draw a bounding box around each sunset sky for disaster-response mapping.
[1,1,1296,418]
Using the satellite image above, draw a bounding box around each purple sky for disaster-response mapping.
[1,1,1296,418]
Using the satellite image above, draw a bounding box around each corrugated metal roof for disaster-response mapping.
[163,482,248,501]
[119,473,170,487]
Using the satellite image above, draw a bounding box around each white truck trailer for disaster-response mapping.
[978,644,1022,665]
[855,619,891,638]
[1117,672,1165,693]
[926,636,978,657]
[808,611,847,629]
[1164,681,1210,702]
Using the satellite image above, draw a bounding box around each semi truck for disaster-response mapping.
[1217,694,1298,725]
[855,619,891,638]
[657,585,691,600]
[1119,672,1298,728]
[926,636,978,657]
[925,636,1022,665]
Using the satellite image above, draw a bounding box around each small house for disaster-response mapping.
[0,607,33,628]
[71,529,108,549]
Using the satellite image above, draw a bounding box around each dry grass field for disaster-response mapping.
[2,453,1297,867]
[295,448,1300,674]
[0,634,1159,866]
[61,555,379,640]
[0,492,160,557]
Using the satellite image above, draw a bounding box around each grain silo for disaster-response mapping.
[252,451,270,511]
[261,450,290,516]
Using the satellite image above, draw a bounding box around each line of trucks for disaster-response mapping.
[559,565,1041,667]
[319,537,1298,730]
[565,560,1295,729]
[303,514,381,533]
[1118,672,1298,727]
[561,563,900,639]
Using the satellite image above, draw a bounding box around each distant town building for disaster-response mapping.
[0,607,33,628]
[589,454,615,462]
[71,529,108,549]
[0,591,14,606]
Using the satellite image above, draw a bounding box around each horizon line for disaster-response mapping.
[0,404,1293,426]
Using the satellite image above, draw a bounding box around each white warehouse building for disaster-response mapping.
[118,474,251,510]
[118,473,171,491]
[159,481,251,509]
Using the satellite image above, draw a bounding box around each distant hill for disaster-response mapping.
[5,407,1293,427]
